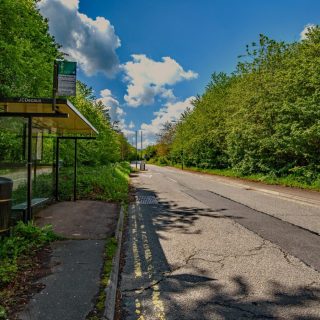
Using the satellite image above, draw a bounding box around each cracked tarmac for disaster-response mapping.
[119,165,320,320]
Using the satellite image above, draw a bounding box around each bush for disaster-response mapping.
[0,222,59,286]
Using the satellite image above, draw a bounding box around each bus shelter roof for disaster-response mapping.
[0,98,98,135]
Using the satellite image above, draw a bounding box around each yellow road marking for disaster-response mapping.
[132,210,142,278]
[139,212,166,320]
[131,206,166,319]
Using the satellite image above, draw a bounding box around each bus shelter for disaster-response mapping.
[0,98,98,225]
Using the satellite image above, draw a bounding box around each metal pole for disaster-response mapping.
[22,123,26,161]
[52,61,58,112]
[181,126,184,170]
[26,116,32,222]
[55,137,60,201]
[140,131,143,161]
[74,138,77,201]
[135,130,138,169]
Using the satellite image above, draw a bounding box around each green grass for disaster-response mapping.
[86,237,118,319]
[12,162,131,205]
[168,164,320,191]
[0,222,59,286]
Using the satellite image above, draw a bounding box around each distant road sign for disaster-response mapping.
[57,61,77,96]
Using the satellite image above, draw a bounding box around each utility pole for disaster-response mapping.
[181,125,184,170]
[135,130,138,169]
[140,130,143,161]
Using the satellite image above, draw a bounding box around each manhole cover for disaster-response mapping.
[137,195,158,205]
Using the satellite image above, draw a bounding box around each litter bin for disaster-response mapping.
[0,177,13,232]
[140,161,146,171]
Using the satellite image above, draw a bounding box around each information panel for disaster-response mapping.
[57,61,77,96]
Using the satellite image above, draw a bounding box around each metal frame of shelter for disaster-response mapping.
[0,98,98,221]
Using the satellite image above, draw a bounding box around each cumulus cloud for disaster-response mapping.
[38,0,120,76]
[300,23,316,40]
[97,89,135,137]
[97,89,125,122]
[140,96,195,145]
[122,55,198,107]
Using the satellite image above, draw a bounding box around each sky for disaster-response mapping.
[38,0,320,145]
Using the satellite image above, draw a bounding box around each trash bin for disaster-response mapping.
[0,177,13,232]
[140,161,146,171]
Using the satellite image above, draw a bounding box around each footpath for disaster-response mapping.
[16,200,118,320]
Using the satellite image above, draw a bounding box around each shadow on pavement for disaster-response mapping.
[120,186,320,319]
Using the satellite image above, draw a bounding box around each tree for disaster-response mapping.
[0,0,60,98]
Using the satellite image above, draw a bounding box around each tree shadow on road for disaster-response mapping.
[121,186,320,319]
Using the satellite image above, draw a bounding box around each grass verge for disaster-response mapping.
[12,162,131,205]
[86,237,118,320]
[167,164,320,191]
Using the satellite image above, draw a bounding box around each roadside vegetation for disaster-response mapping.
[86,237,118,320]
[146,26,320,190]
[0,1,133,317]
[0,222,60,319]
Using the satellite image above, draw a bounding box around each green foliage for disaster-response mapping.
[151,27,320,186]
[67,162,130,203]
[86,237,118,319]
[0,0,59,97]
[0,305,6,319]
[0,222,59,286]
[0,0,133,169]
[12,162,131,204]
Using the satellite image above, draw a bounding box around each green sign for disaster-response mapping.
[56,60,77,96]
[58,61,77,76]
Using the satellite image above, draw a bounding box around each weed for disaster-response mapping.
[86,237,118,319]
[0,305,6,319]
[12,162,131,205]
[0,222,59,286]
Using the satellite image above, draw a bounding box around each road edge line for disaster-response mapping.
[103,205,125,320]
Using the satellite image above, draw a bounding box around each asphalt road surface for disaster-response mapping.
[120,165,320,320]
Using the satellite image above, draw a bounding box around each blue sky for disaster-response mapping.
[39,0,320,144]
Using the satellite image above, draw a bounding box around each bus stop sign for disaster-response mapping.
[57,61,77,96]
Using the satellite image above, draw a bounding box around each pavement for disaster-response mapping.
[17,201,119,320]
[119,165,320,319]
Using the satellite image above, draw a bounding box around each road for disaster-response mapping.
[119,165,320,320]
[1,167,52,190]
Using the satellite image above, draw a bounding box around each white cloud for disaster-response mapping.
[300,23,316,40]
[122,55,198,107]
[97,89,135,137]
[62,0,78,10]
[97,89,125,122]
[140,96,195,145]
[38,0,120,76]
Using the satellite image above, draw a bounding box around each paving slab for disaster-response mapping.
[18,240,105,320]
[17,200,119,320]
[35,200,118,239]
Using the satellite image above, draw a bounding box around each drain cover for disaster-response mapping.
[137,195,158,205]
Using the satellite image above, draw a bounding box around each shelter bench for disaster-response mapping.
[12,198,50,222]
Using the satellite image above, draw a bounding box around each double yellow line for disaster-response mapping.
[131,205,166,320]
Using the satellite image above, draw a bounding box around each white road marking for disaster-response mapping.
[153,165,320,208]
[167,177,177,183]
